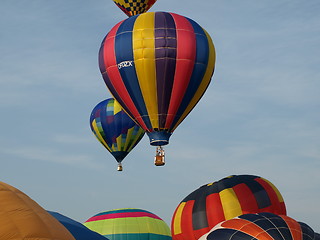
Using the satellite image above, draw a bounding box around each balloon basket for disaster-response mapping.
[154,146,165,166]
[117,163,123,171]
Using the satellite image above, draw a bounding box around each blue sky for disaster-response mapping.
[1,0,319,232]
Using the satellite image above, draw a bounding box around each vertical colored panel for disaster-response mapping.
[133,12,159,129]
[192,189,208,230]
[232,183,259,214]
[172,202,186,235]
[172,28,215,131]
[180,201,196,240]
[115,15,152,130]
[116,135,122,151]
[154,12,177,129]
[100,21,148,130]
[114,100,122,115]
[170,17,210,131]
[164,13,196,129]
[206,193,226,228]
[220,188,243,220]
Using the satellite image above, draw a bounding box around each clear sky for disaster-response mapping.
[1,0,319,232]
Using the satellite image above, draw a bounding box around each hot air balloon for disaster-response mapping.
[171,175,286,240]
[84,208,172,240]
[90,98,145,171]
[48,211,109,240]
[0,181,75,240]
[98,11,216,165]
[199,212,316,240]
[112,0,157,17]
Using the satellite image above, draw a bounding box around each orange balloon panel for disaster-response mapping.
[0,181,75,240]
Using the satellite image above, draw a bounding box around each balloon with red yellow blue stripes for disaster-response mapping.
[98,12,216,163]
[171,175,287,240]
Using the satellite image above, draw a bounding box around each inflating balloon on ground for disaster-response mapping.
[199,212,316,240]
[84,208,172,240]
[171,175,286,240]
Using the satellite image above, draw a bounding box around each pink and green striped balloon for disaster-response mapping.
[84,208,171,240]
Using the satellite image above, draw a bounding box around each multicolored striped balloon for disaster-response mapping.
[112,0,157,17]
[199,213,316,240]
[99,12,216,147]
[90,98,145,170]
[84,208,172,240]
[171,175,286,240]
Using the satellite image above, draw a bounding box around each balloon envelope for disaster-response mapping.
[48,211,108,240]
[0,181,75,240]
[171,175,286,240]
[84,208,171,240]
[199,212,315,240]
[99,12,215,146]
[90,98,145,167]
[112,0,157,17]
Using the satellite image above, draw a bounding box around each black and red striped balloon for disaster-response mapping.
[171,175,286,240]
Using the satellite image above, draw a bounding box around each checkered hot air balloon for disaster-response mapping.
[199,213,316,240]
[90,98,145,171]
[112,0,157,17]
[84,208,172,240]
[171,175,287,240]
[98,12,216,164]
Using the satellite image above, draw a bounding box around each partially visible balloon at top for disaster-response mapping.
[112,0,157,17]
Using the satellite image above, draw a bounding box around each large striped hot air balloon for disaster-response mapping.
[199,213,316,240]
[84,208,172,240]
[99,11,215,164]
[112,0,157,17]
[171,175,286,240]
[90,98,145,171]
